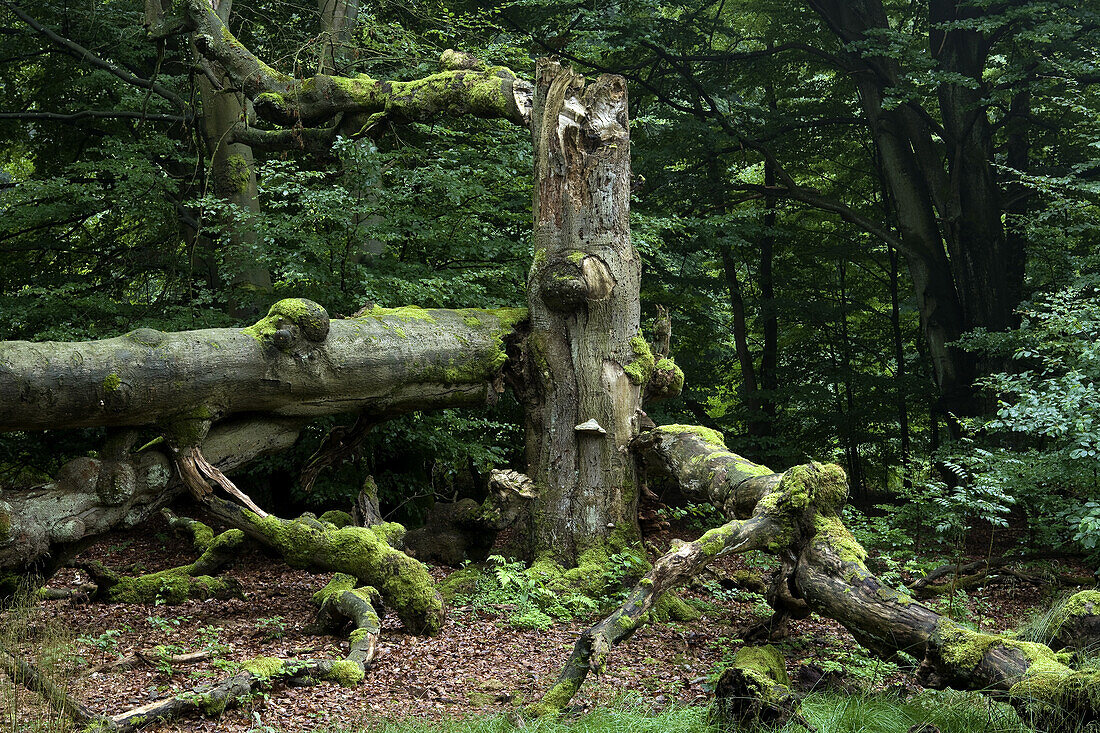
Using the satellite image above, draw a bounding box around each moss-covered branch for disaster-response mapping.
[178,0,532,129]
[203,496,443,635]
[534,424,1100,727]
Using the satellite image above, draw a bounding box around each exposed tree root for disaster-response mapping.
[533,424,1100,729]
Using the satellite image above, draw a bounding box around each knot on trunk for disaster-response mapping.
[243,298,330,350]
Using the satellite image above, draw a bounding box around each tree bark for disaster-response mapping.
[523,60,645,563]
[535,425,1100,727]
[0,300,525,431]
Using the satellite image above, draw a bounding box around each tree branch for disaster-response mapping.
[3,1,190,112]
[183,0,532,128]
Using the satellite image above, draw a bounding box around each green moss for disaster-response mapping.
[368,521,406,547]
[567,251,586,264]
[102,373,121,392]
[326,659,365,687]
[242,656,286,680]
[318,510,353,528]
[622,336,656,385]
[653,357,685,392]
[245,510,442,634]
[657,424,727,448]
[349,626,377,645]
[196,690,228,717]
[650,591,701,623]
[810,463,849,511]
[463,316,481,328]
[106,567,233,605]
[935,620,999,671]
[224,154,251,194]
[356,305,436,322]
[733,645,791,687]
[527,678,582,718]
[811,514,868,565]
[1056,590,1100,624]
[242,298,330,343]
[312,573,358,605]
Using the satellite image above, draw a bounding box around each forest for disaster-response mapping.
[1,0,1099,731]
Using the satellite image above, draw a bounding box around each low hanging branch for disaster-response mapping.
[533,425,1100,728]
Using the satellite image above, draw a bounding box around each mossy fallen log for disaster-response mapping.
[533,424,1100,729]
[203,496,443,635]
[0,299,526,432]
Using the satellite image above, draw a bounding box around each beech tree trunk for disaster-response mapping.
[522,60,644,563]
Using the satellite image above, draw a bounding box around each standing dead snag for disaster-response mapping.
[533,424,1100,728]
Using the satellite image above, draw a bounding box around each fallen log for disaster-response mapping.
[0,300,525,431]
[202,495,443,635]
[533,424,1100,729]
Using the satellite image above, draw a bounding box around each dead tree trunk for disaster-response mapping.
[522,60,644,564]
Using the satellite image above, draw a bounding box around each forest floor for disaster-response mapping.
[0,507,1090,733]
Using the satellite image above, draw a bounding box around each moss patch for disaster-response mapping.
[326,659,365,687]
[318,510,353,528]
[242,656,286,680]
[102,373,121,392]
[622,336,656,385]
[657,424,727,448]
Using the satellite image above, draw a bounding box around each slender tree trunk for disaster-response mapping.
[759,160,778,432]
[888,245,911,490]
[523,61,643,563]
[317,0,359,75]
[194,0,271,317]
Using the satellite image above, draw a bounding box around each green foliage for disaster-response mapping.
[923,281,1100,552]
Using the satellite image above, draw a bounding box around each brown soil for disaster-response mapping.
[1,510,1090,732]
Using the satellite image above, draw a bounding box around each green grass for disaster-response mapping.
[325,690,1040,733]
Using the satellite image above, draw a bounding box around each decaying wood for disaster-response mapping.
[202,496,444,635]
[534,424,1100,727]
[712,646,803,730]
[403,469,536,565]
